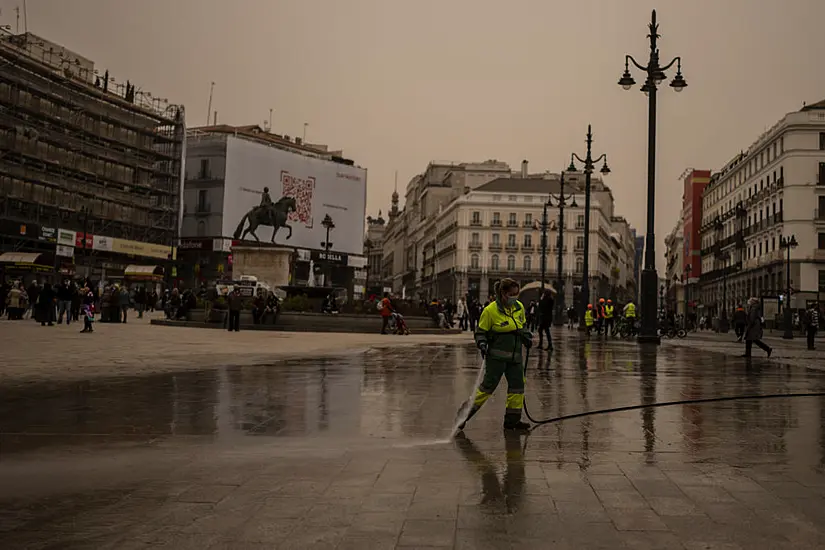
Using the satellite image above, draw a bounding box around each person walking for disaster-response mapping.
[603,299,616,337]
[805,304,820,351]
[732,304,747,340]
[227,287,242,332]
[457,278,532,432]
[537,288,555,351]
[37,282,56,326]
[379,292,393,334]
[56,280,73,325]
[456,298,467,331]
[742,297,772,358]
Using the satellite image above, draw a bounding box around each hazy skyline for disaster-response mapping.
[4,0,825,270]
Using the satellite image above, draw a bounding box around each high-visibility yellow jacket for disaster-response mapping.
[584,309,595,327]
[604,305,614,319]
[475,299,530,362]
[625,303,636,318]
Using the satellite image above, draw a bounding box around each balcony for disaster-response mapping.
[522,220,534,228]
[773,212,783,223]
[521,244,535,252]
[505,244,519,252]
[468,242,483,251]
[195,203,211,216]
[469,220,482,227]
[507,220,519,228]
[489,243,502,252]
[491,220,502,227]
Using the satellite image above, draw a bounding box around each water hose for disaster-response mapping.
[520,346,825,428]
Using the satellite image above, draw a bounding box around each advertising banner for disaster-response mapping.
[93,235,113,252]
[76,233,93,249]
[111,238,172,260]
[40,226,57,242]
[57,229,76,247]
[222,137,367,256]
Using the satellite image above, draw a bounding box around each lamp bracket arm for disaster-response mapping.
[660,56,680,72]
[572,153,586,164]
[627,55,648,72]
[593,153,607,163]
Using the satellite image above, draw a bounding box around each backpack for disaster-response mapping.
[376,300,384,311]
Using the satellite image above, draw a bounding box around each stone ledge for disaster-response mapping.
[150,318,462,335]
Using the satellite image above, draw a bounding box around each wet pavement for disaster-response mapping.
[3,330,825,549]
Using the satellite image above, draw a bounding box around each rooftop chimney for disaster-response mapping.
[521,160,528,178]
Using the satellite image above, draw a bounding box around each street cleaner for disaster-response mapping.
[455,278,533,432]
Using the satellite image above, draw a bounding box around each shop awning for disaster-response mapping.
[0,252,54,271]
[124,265,164,279]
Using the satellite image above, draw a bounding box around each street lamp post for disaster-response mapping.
[568,125,610,330]
[715,249,731,332]
[320,214,335,287]
[618,9,688,344]
[684,263,692,324]
[780,234,798,339]
[547,170,577,326]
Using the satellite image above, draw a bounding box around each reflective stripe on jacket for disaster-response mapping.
[604,305,614,319]
[625,303,636,318]
[475,299,527,362]
[584,310,595,327]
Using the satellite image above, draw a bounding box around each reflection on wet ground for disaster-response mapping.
[3,332,825,548]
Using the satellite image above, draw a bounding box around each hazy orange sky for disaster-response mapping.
[4,0,825,270]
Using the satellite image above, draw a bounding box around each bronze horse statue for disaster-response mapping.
[233,196,297,243]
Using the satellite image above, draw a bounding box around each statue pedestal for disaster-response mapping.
[231,245,293,288]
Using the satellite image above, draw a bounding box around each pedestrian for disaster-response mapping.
[456,298,467,331]
[457,278,532,432]
[37,282,56,326]
[135,286,146,319]
[732,304,747,340]
[805,304,820,351]
[538,288,554,351]
[604,299,616,337]
[566,306,576,330]
[119,285,131,323]
[741,297,772,358]
[56,280,73,325]
[227,287,242,332]
[378,292,393,334]
[584,303,595,335]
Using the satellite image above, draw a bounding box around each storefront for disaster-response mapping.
[0,251,55,283]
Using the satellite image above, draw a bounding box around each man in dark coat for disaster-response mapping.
[538,288,555,351]
[742,297,772,358]
[732,304,747,340]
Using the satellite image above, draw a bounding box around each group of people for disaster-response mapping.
[1,279,98,332]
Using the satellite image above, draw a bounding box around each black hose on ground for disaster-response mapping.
[520,346,825,428]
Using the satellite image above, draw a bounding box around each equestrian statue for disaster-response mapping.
[233,187,297,243]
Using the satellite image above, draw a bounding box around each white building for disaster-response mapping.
[381,160,637,305]
[698,99,825,318]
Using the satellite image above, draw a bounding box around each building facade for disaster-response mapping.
[681,169,711,316]
[698,99,825,319]
[381,161,637,306]
[180,124,368,297]
[0,31,185,283]
[664,219,684,314]
[364,211,386,296]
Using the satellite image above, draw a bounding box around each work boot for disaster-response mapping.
[503,412,531,432]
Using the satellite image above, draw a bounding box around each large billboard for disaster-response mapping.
[222,137,367,256]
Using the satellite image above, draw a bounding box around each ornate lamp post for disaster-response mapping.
[617,9,687,343]
[780,234,798,339]
[567,125,610,330]
[547,170,577,326]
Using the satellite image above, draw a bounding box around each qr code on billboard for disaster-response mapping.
[280,171,315,226]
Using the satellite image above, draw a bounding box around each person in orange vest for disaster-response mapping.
[584,304,595,335]
[597,298,606,335]
[603,299,615,337]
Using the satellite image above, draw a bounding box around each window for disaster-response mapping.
[576,235,585,250]
[471,232,480,244]
[508,195,517,202]
[819,162,825,185]
[524,213,532,226]
[197,189,207,211]
[780,137,784,153]
[576,257,584,273]
[493,195,502,202]
[491,255,500,270]
[819,196,825,219]
[820,270,825,292]
[819,233,825,250]
[198,158,210,179]
[523,256,532,271]
[507,255,516,270]
[492,212,501,225]
[772,236,776,251]
[471,211,481,225]
[492,233,500,245]
[577,214,585,228]
[507,234,516,247]
[196,220,206,237]
[508,213,517,226]
[523,234,532,247]
[820,132,825,151]
[470,254,480,269]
